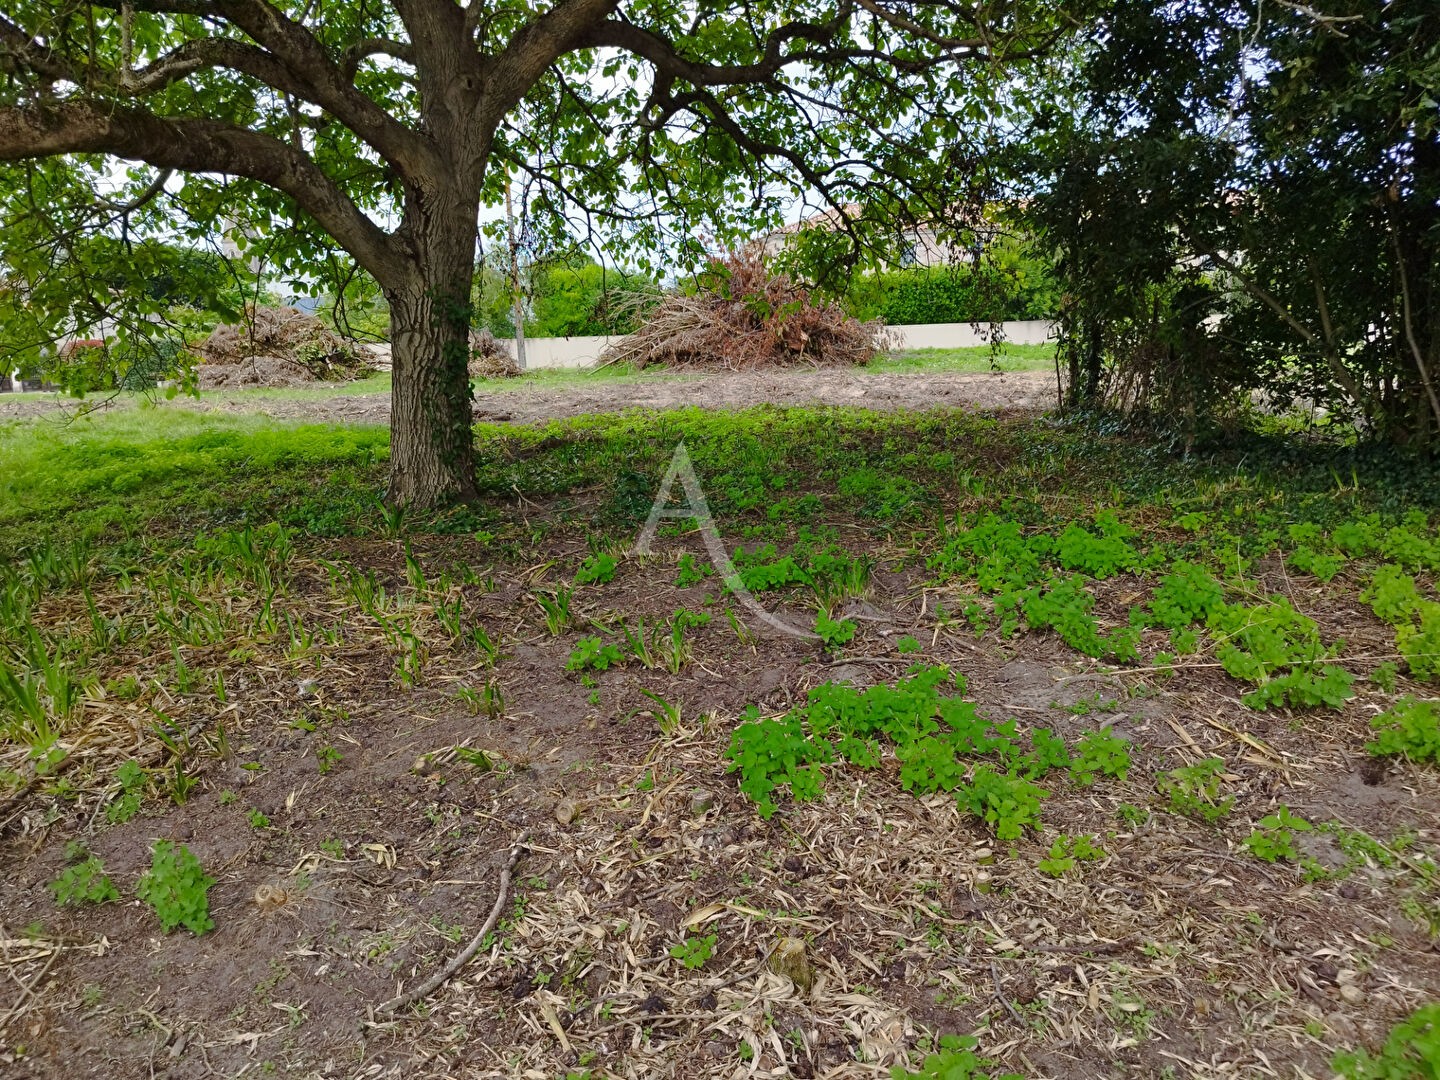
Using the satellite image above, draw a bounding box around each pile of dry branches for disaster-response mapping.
[468,329,522,378]
[197,306,373,388]
[598,252,888,371]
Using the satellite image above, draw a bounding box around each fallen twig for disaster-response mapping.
[991,960,1024,1026]
[375,835,528,1016]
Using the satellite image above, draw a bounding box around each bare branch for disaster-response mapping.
[97,167,173,213]
[1272,0,1364,37]
[0,101,408,290]
[84,0,442,174]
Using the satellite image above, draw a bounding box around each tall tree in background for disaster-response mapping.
[0,0,1071,505]
[1024,0,1440,443]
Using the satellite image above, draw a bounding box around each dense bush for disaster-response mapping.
[469,256,656,338]
[1022,3,1440,443]
[844,240,1059,325]
[527,260,657,337]
[851,265,1057,325]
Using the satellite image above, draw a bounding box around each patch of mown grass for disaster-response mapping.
[0,409,388,558]
[239,362,654,399]
[870,343,1056,373]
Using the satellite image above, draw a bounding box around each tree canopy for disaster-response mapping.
[0,0,1073,504]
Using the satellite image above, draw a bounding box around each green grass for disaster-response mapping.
[870,344,1056,373]
[3,393,1440,564]
[199,371,393,400]
[0,408,389,558]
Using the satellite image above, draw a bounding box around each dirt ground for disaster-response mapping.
[2,517,1437,1080]
[0,369,1060,426]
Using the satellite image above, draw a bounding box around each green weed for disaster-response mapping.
[535,585,576,635]
[135,841,215,934]
[1158,758,1234,823]
[50,856,119,906]
[889,1034,1022,1080]
[1037,833,1107,877]
[668,933,717,970]
[568,636,625,673]
[1332,1002,1440,1080]
[1367,697,1440,763]
[575,553,618,585]
[1244,805,1313,863]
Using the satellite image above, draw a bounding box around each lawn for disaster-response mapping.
[871,343,1056,373]
[1,403,1438,1079]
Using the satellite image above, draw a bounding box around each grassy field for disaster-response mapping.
[1,403,1438,1079]
[871,343,1056,373]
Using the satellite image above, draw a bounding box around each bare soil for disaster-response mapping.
[2,518,1437,1080]
[0,369,1060,426]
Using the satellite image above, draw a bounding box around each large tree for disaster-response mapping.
[0,0,1067,505]
[1021,0,1440,443]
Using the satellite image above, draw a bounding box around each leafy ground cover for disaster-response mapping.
[1,400,1439,1079]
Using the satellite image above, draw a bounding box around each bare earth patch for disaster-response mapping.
[2,520,1436,1079]
[0,369,1060,426]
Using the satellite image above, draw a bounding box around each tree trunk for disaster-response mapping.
[386,200,480,508]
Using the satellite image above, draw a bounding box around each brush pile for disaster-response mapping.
[469,329,522,378]
[197,306,374,389]
[598,252,888,371]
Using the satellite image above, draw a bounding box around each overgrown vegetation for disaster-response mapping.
[3,403,1440,1076]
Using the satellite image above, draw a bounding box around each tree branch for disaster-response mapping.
[340,37,416,81]
[578,16,845,89]
[1202,244,1370,411]
[86,0,441,175]
[1391,229,1440,432]
[484,0,623,121]
[0,101,408,290]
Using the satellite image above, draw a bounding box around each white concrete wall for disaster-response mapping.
[890,319,1054,350]
[493,320,1056,370]
[503,335,621,370]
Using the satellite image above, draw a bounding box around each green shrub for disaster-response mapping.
[526,260,657,337]
[852,255,1058,326]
